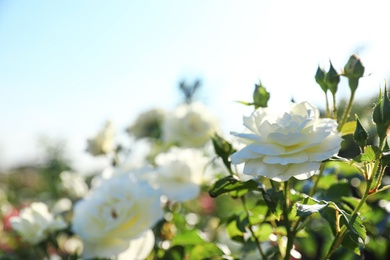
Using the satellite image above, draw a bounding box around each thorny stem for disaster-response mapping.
[372,166,386,194]
[332,93,338,120]
[241,196,267,259]
[325,93,331,118]
[324,160,379,259]
[292,163,326,235]
[309,163,326,197]
[283,181,295,260]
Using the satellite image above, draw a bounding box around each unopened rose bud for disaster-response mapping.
[372,89,389,142]
[326,61,340,95]
[253,82,270,108]
[343,54,365,92]
[373,92,383,125]
[344,54,365,78]
[315,66,328,93]
[383,89,390,125]
[354,116,368,149]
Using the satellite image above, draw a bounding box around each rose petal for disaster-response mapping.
[263,152,308,165]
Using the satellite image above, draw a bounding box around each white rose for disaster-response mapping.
[162,102,219,147]
[59,171,89,198]
[153,147,210,202]
[86,120,115,156]
[231,102,342,182]
[10,202,67,245]
[72,174,163,259]
[117,229,155,260]
[126,108,165,139]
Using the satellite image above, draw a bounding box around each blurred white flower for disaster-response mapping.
[57,234,83,256]
[51,198,72,214]
[72,174,163,259]
[117,229,155,260]
[153,147,210,202]
[60,171,89,198]
[62,236,83,256]
[231,102,342,182]
[86,120,115,156]
[126,108,165,139]
[10,202,67,245]
[162,102,219,147]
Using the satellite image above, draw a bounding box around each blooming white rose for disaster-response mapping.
[162,102,219,147]
[10,202,67,245]
[72,174,163,259]
[86,120,115,156]
[231,102,342,182]
[153,147,210,202]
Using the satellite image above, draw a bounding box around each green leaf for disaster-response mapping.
[297,196,366,242]
[296,202,329,217]
[171,230,206,246]
[341,231,361,256]
[353,145,382,163]
[248,201,268,225]
[320,206,338,235]
[189,243,225,260]
[209,175,259,198]
[236,213,249,233]
[337,207,366,241]
[254,223,274,242]
[226,215,244,243]
[340,121,356,136]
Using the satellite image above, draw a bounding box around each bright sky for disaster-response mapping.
[1,1,390,172]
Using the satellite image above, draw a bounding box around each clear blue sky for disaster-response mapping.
[1,1,390,172]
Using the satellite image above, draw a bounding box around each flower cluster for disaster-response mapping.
[2,55,390,260]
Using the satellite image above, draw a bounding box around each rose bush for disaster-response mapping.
[2,54,390,260]
[230,101,343,181]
